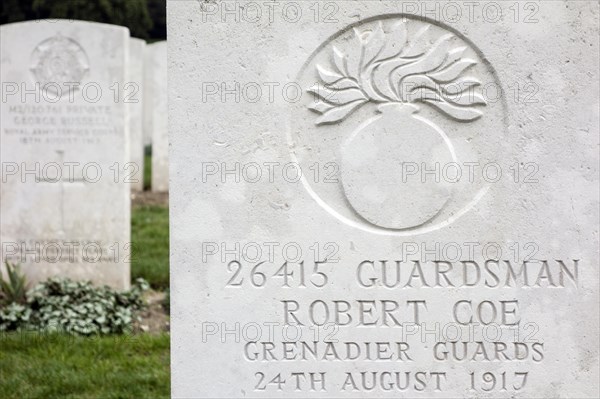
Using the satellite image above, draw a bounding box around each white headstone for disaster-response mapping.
[144,41,168,192]
[1,20,131,289]
[128,38,146,192]
[142,44,154,147]
[169,2,599,398]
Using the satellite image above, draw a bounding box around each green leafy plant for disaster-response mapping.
[0,261,28,305]
[0,277,149,335]
[0,303,32,331]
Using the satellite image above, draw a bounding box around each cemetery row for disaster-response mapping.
[1,20,168,288]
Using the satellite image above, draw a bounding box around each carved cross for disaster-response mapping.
[37,149,86,236]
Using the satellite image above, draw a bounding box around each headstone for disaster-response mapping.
[142,45,154,148]
[128,38,146,192]
[169,1,599,398]
[144,41,168,192]
[1,20,131,289]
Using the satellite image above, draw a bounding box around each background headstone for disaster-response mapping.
[169,1,599,398]
[1,20,131,289]
[128,37,146,192]
[142,43,154,148]
[144,41,168,192]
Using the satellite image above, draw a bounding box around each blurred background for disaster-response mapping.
[1,0,166,40]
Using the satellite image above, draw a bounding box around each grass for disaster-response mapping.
[143,151,152,191]
[0,175,171,398]
[0,333,170,398]
[131,205,169,290]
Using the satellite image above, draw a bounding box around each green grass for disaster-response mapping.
[143,151,152,191]
[0,333,170,398]
[131,205,169,290]
[0,172,171,398]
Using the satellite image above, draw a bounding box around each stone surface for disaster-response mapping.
[128,38,146,192]
[144,41,168,192]
[142,44,153,147]
[1,20,131,289]
[169,2,599,397]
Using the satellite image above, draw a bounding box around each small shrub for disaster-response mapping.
[0,303,31,331]
[0,261,28,305]
[0,277,149,335]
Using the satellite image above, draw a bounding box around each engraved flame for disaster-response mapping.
[308,20,487,125]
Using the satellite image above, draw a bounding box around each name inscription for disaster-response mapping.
[214,255,579,394]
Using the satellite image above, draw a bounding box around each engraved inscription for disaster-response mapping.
[217,254,578,394]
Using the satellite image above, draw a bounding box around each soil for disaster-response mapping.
[134,290,170,334]
[131,191,169,207]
